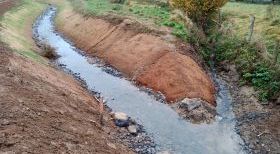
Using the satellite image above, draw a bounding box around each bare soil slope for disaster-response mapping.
[0,42,132,153]
[57,8,216,105]
[0,2,131,153]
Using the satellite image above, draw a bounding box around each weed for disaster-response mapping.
[216,2,280,103]
[163,20,188,40]
[214,34,280,102]
[40,43,58,59]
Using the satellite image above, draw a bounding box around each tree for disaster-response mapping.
[170,0,228,31]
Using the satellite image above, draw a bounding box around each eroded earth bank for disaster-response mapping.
[55,4,216,106]
[0,1,134,153]
[32,6,245,153]
[35,1,280,153]
[1,0,279,154]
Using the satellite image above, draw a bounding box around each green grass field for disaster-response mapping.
[222,2,280,51]
[216,2,280,102]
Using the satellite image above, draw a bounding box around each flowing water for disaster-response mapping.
[33,7,245,154]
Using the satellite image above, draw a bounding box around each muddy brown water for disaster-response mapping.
[33,7,245,154]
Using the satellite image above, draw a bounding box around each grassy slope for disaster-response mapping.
[217,2,280,102]
[0,0,47,63]
[222,2,280,52]
[70,0,188,40]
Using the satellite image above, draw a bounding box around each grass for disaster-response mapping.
[68,0,280,102]
[222,2,280,55]
[213,35,280,102]
[56,0,280,103]
[69,0,189,40]
[210,2,280,103]
[0,0,47,63]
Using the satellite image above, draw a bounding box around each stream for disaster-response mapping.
[33,7,245,154]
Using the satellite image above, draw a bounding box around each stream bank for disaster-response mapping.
[0,1,136,153]
[55,2,216,106]
[33,6,245,154]
[218,64,280,153]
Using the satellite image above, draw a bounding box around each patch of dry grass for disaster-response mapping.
[222,2,280,51]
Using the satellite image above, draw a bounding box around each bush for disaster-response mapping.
[214,35,280,102]
[171,0,228,29]
[41,43,58,59]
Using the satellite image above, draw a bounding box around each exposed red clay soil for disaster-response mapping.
[137,52,214,102]
[57,9,216,105]
[0,42,132,153]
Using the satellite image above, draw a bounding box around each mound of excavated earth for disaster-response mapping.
[0,43,132,153]
[56,9,216,105]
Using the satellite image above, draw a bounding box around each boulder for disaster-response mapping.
[113,112,129,127]
[179,98,202,111]
[176,98,216,123]
[127,125,137,135]
[114,112,128,121]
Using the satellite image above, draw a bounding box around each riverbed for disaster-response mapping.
[33,7,245,154]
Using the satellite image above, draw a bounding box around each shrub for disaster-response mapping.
[171,0,228,30]
[214,35,280,102]
[41,43,58,59]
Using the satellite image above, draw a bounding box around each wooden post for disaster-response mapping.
[218,9,222,29]
[248,15,255,42]
[274,40,279,65]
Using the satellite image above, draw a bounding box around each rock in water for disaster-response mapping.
[179,98,202,111]
[127,125,137,135]
[176,98,216,123]
[115,120,129,127]
[114,112,129,127]
[114,112,128,121]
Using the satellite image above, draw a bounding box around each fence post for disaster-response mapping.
[248,15,255,42]
[274,40,279,65]
[218,9,222,29]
